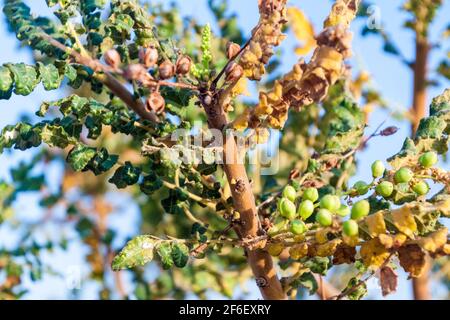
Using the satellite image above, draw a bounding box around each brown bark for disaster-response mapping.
[412,256,432,300]
[410,36,431,300]
[203,96,286,300]
[411,38,429,134]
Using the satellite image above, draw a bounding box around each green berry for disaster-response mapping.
[353,181,369,195]
[342,220,359,237]
[412,180,429,196]
[351,200,370,220]
[419,152,438,168]
[376,181,394,198]
[298,200,315,220]
[371,160,385,178]
[316,209,333,227]
[282,185,297,202]
[302,187,319,202]
[394,168,413,184]
[279,198,297,220]
[320,194,340,212]
[290,220,307,235]
[336,204,351,217]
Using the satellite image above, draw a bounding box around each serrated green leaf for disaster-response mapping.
[0,66,13,92]
[38,62,62,90]
[7,63,39,96]
[108,161,141,189]
[297,272,318,295]
[156,242,173,270]
[112,236,157,271]
[171,242,189,268]
[67,144,97,172]
[40,124,72,148]
[84,148,118,176]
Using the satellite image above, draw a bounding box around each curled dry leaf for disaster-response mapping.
[332,244,356,265]
[417,227,448,253]
[239,0,288,81]
[398,244,427,278]
[379,266,398,297]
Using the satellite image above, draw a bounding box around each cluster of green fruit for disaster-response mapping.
[353,151,438,199]
[275,151,438,239]
[277,185,367,238]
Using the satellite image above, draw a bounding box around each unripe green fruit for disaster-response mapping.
[394,168,413,184]
[298,200,315,220]
[342,220,359,237]
[353,181,369,195]
[290,220,307,235]
[336,204,351,217]
[282,185,297,202]
[412,180,429,196]
[279,198,297,220]
[419,152,438,168]
[351,200,370,220]
[320,194,340,212]
[302,187,319,202]
[371,160,385,178]
[316,209,333,227]
[376,181,394,198]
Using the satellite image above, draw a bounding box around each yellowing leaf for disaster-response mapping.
[231,77,250,97]
[365,211,386,237]
[343,234,359,247]
[378,234,407,249]
[418,227,448,253]
[360,238,390,269]
[315,228,331,244]
[287,7,316,56]
[232,109,250,131]
[324,0,359,28]
[289,243,308,260]
[316,239,342,257]
[391,206,417,238]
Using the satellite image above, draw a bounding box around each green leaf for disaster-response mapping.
[67,144,97,172]
[171,242,189,268]
[38,62,62,90]
[108,161,141,189]
[156,242,174,270]
[345,277,367,300]
[304,257,330,275]
[297,272,318,295]
[140,173,163,195]
[7,63,39,96]
[112,236,157,271]
[84,148,118,176]
[40,124,72,148]
[0,66,13,92]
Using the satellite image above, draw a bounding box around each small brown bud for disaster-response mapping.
[380,126,399,136]
[103,49,121,69]
[225,62,244,83]
[158,60,175,79]
[123,64,148,81]
[139,46,159,68]
[146,91,165,114]
[226,42,241,59]
[175,55,192,75]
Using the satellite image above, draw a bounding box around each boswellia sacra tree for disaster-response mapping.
[0,0,449,300]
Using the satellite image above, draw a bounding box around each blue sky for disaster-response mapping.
[0,0,449,299]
